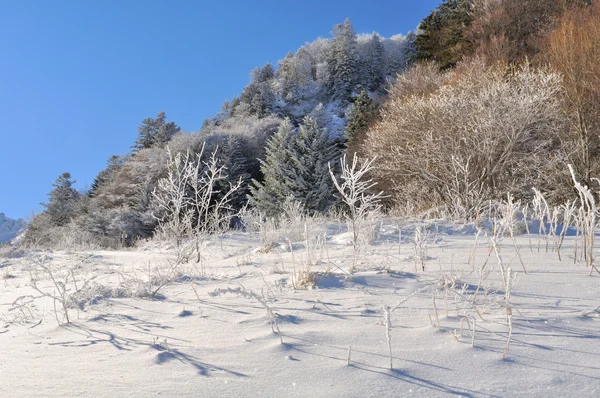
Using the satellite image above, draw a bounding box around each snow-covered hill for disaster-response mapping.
[0,213,27,243]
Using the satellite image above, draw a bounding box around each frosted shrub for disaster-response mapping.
[329,153,386,272]
[366,59,565,215]
[152,143,242,268]
[568,164,600,275]
[27,255,98,325]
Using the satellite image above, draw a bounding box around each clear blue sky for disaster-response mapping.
[0,0,440,220]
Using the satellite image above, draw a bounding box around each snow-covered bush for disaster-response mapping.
[365,59,566,218]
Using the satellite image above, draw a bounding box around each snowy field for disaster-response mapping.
[1,221,599,397]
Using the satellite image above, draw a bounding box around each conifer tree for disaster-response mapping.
[346,91,379,146]
[248,118,299,215]
[216,135,252,210]
[279,52,305,103]
[414,0,472,69]
[42,172,80,226]
[251,63,275,83]
[89,155,124,198]
[240,79,275,118]
[363,33,386,92]
[326,19,360,102]
[133,111,181,150]
[294,116,337,212]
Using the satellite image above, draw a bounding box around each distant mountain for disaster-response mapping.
[0,213,27,243]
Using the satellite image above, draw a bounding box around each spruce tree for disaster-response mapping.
[248,118,299,215]
[133,111,181,150]
[414,0,472,69]
[294,116,336,212]
[363,33,386,92]
[42,172,80,226]
[326,19,360,102]
[216,135,252,210]
[346,91,379,146]
[279,52,302,103]
[89,155,124,198]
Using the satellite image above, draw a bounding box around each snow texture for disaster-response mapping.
[1,221,599,397]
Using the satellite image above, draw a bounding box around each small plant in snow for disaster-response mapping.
[413,226,429,271]
[209,285,283,343]
[27,255,98,325]
[152,144,243,271]
[568,164,600,275]
[329,153,386,272]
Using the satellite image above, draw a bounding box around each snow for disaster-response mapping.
[0,213,27,244]
[1,222,599,397]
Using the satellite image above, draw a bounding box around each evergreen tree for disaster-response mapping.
[414,0,472,69]
[154,121,181,146]
[240,79,275,118]
[307,103,331,131]
[346,91,379,146]
[216,135,252,210]
[89,155,124,198]
[402,32,418,69]
[362,33,386,92]
[133,111,181,150]
[326,19,360,102]
[248,118,299,215]
[251,63,275,83]
[42,172,80,226]
[294,116,337,212]
[279,52,303,103]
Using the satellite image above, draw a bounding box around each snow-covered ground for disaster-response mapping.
[1,222,599,397]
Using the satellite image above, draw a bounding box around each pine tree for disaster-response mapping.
[251,63,275,83]
[240,80,275,118]
[294,116,337,212]
[326,19,360,102]
[89,155,124,198]
[346,91,379,146]
[414,0,472,69]
[216,135,252,210]
[248,118,299,215]
[154,120,181,147]
[363,33,386,92]
[279,52,303,103]
[133,111,181,150]
[42,172,80,226]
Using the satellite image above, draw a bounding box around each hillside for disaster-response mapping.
[0,213,26,243]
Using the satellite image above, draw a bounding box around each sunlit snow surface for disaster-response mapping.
[1,221,599,397]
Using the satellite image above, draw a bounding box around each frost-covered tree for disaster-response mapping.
[248,118,299,215]
[89,155,125,198]
[294,116,337,212]
[365,59,565,214]
[326,19,360,101]
[249,116,337,214]
[240,80,275,118]
[42,172,81,226]
[239,63,277,118]
[216,135,252,210]
[361,33,386,91]
[133,111,181,150]
[279,52,313,104]
[251,63,275,83]
[414,0,472,69]
[346,90,379,147]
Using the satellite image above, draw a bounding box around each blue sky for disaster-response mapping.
[0,0,440,220]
